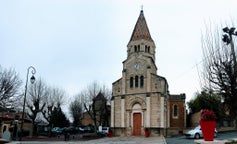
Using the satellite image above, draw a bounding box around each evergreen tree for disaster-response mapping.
[51,105,69,128]
[69,99,83,127]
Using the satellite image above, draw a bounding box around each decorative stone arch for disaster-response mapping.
[127,97,146,110]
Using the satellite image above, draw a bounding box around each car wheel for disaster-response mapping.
[194,133,200,139]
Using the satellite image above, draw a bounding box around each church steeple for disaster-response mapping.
[129,10,153,42]
[127,9,156,61]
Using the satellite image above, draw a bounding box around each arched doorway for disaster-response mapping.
[132,103,142,135]
[133,113,142,135]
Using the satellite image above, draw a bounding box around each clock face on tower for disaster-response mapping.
[133,63,140,70]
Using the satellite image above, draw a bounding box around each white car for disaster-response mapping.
[184,125,217,139]
[97,126,109,136]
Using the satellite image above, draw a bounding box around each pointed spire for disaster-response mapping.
[93,91,105,101]
[129,10,153,42]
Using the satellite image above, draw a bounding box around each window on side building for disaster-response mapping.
[173,104,178,119]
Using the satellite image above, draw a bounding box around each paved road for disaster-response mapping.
[215,130,237,141]
[166,130,237,144]
[166,135,196,144]
[9,136,167,144]
[6,131,237,144]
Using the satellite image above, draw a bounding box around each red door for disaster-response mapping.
[133,113,141,135]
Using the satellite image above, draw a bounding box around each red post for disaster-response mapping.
[145,128,149,137]
[108,128,112,137]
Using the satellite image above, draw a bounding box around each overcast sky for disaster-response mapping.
[1,0,237,108]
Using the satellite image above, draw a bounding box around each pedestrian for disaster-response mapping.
[64,129,68,141]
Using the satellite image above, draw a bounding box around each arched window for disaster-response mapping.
[145,45,150,53]
[134,45,137,52]
[138,45,140,52]
[173,104,178,118]
[135,75,139,88]
[140,76,144,88]
[130,77,133,88]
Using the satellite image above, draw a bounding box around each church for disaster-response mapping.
[111,9,186,136]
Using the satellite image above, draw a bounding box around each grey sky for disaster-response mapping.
[1,0,237,107]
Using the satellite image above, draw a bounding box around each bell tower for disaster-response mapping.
[121,10,158,95]
[127,10,156,64]
[111,9,173,137]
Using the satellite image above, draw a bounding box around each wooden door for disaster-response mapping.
[133,113,141,135]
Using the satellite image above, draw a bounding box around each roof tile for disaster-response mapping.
[129,10,153,42]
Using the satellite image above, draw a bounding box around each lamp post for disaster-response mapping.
[19,66,36,141]
[222,27,237,73]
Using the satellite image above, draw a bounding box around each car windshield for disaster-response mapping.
[194,126,200,130]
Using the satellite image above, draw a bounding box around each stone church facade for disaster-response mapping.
[111,10,186,136]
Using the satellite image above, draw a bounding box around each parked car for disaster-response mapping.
[97,126,109,136]
[75,127,84,133]
[65,126,78,134]
[51,127,63,135]
[83,126,94,133]
[184,125,217,139]
[18,129,30,137]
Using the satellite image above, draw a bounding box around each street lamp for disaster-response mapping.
[19,66,36,141]
[222,27,237,73]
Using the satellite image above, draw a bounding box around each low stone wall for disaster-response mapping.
[150,128,162,136]
[111,127,126,136]
[190,112,200,127]
[166,127,185,136]
[111,127,166,137]
[111,126,237,137]
[217,127,236,132]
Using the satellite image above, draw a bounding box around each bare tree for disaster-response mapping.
[26,79,48,136]
[101,84,112,104]
[87,81,101,101]
[42,86,66,130]
[79,81,111,133]
[84,81,111,105]
[201,25,237,127]
[0,66,22,111]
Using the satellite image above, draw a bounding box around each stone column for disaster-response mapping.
[146,94,150,127]
[121,95,125,127]
[111,99,114,127]
[160,96,164,127]
[146,69,151,92]
[184,103,187,127]
[122,70,126,94]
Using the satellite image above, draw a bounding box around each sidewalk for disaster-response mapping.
[8,136,167,144]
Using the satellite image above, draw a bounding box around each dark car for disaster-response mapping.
[75,127,84,133]
[65,126,77,134]
[83,126,94,133]
[51,127,63,135]
[18,129,30,137]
